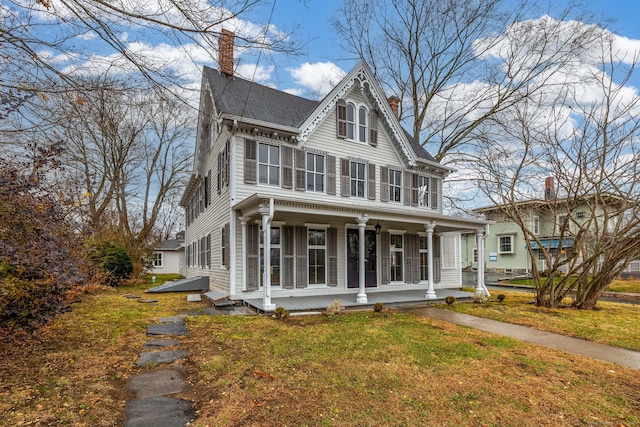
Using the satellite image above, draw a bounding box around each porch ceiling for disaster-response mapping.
[234,193,487,233]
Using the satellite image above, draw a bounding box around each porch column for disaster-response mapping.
[259,200,276,311]
[239,215,251,292]
[475,227,490,297]
[425,221,436,299]
[356,214,369,304]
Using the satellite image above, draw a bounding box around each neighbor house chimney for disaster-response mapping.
[219,29,235,76]
[387,96,400,118]
[545,177,556,200]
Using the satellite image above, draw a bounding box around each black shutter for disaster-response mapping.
[340,158,350,197]
[295,226,308,288]
[431,177,439,209]
[327,228,337,287]
[381,231,391,284]
[282,145,293,189]
[295,149,306,191]
[369,109,378,146]
[207,233,212,267]
[337,99,347,138]
[403,171,412,206]
[327,155,336,195]
[217,152,221,194]
[224,224,230,267]
[411,234,420,284]
[205,170,211,206]
[283,226,294,289]
[404,234,413,284]
[244,139,257,184]
[247,224,259,290]
[380,166,389,203]
[225,140,230,185]
[367,163,376,200]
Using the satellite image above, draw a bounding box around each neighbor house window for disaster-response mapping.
[153,253,163,268]
[389,169,402,203]
[258,143,280,185]
[306,153,325,192]
[532,216,540,235]
[498,235,514,254]
[419,236,428,281]
[350,161,366,198]
[308,229,326,285]
[390,234,404,282]
[473,248,478,263]
[557,215,567,234]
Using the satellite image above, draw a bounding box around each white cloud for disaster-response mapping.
[287,62,346,98]
[236,63,274,83]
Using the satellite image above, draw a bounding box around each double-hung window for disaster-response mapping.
[306,153,325,192]
[258,143,280,185]
[498,235,514,254]
[389,169,402,203]
[346,102,368,143]
[418,175,430,207]
[308,229,326,285]
[350,161,366,198]
[390,234,404,282]
[153,253,163,268]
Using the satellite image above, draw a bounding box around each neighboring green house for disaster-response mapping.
[465,178,627,274]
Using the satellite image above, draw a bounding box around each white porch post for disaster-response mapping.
[425,221,436,299]
[475,227,490,297]
[356,214,369,304]
[239,215,250,292]
[259,200,276,311]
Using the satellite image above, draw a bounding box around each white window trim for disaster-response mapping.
[389,168,402,203]
[345,101,369,144]
[390,233,404,283]
[497,233,516,254]
[307,228,328,288]
[306,152,326,193]
[153,252,163,268]
[349,159,367,198]
[257,142,281,187]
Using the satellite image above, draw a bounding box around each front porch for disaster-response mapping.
[242,287,472,313]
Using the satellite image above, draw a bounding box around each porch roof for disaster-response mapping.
[527,238,575,250]
[233,193,488,233]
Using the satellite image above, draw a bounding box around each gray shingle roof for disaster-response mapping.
[203,66,320,128]
[155,239,184,251]
[402,128,438,163]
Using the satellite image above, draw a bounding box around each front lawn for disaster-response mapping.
[446,291,640,351]
[1,279,639,426]
[505,277,640,294]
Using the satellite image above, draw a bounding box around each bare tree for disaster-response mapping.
[1,0,305,120]
[332,0,602,164]
[43,79,193,260]
[475,34,640,309]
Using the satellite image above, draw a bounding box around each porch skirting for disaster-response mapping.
[241,288,472,312]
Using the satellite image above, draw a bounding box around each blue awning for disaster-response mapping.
[527,238,574,250]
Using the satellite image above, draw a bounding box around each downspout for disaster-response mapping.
[229,119,238,295]
[262,198,276,311]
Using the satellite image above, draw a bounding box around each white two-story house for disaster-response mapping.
[180,30,489,311]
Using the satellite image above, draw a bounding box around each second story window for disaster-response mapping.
[306,152,325,192]
[389,169,402,203]
[258,143,280,186]
[345,102,368,143]
[350,161,366,198]
[418,175,430,207]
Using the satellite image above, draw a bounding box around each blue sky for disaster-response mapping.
[235,0,640,97]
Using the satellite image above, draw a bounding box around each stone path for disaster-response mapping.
[123,316,195,427]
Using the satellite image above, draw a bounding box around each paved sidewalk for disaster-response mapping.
[406,307,640,370]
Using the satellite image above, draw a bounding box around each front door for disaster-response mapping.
[347,229,377,288]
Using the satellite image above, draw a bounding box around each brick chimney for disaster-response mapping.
[219,29,235,76]
[387,96,400,118]
[545,177,556,200]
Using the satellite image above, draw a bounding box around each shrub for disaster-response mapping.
[473,293,488,303]
[445,296,456,306]
[373,302,384,312]
[326,299,344,316]
[497,294,506,302]
[88,240,133,286]
[273,306,290,320]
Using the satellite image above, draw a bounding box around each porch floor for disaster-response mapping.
[242,288,473,313]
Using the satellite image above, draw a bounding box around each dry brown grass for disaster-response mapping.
[1,280,639,427]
